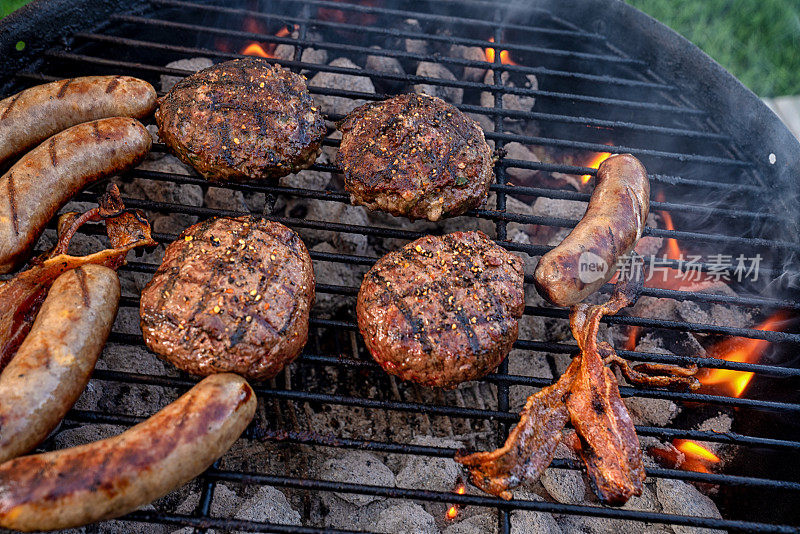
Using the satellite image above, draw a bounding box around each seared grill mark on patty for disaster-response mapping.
[140,216,315,381]
[357,230,525,389]
[155,57,325,182]
[337,94,494,222]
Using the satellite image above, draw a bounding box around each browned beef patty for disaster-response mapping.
[155,57,326,182]
[357,231,525,388]
[140,216,315,381]
[336,94,494,221]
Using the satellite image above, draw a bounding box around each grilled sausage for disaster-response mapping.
[0,373,256,532]
[0,117,152,274]
[0,265,120,464]
[534,154,649,307]
[0,76,156,167]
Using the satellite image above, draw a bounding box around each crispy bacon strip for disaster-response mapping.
[0,185,155,371]
[604,354,700,391]
[455,358,580,500]
[566,282,646,506]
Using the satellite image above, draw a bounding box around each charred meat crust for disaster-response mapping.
[0,117,152,274]
[0,265,120,464]
[337,94,494,221]
[357,231,525,388]
[0,76,156,167]
[140,216,315,381]
[533,154,649,307]
[155,57,326,182]
[0,373,256,532]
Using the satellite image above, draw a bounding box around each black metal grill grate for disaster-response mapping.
[3,0,800,532]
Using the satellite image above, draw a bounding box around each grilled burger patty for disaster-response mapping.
[357,231,525,388]
[337,94,494,221]
[155,57,326,182]
[140,216,315,381]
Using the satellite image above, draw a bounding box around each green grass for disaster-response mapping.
[1,0,799,96]
[0,0,31,19]
[627,0,800,97]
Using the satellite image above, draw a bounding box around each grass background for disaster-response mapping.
[1,0,799,96]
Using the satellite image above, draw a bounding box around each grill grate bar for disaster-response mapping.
[77,191,796,267]
[73,32,723,140]
[44,45,708,122]
[84,368,800,451]
[131,165,777,223]
[144,0,644,67]
[61,411,800,492]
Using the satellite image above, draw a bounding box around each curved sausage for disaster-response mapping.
[0,76,156,167]
[0,117,152,273]
[0,373,256,532]
[0,264,120,464]
[534,154,649,307]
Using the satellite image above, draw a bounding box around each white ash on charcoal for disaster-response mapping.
[624,394,680,427]
[301,46,329,68]
[529,196,586,247]
[310,243,368,317]
[414,62,464,105]
[449,44,489,83]
[509,490,564,534]
[375,502,438,534]
[540,467,586,504]
[204,186,249,212]
[282,196,372,256]
[160,57,213,92]
[114,153,203,237]
[444,513,498,534]
[656,478,724,534]
[73,343,178,418]
[309,57,376,117]
[396,435,464,529]
[634,214,665,257]
[60,505,167,534]
[503,142,540,186]
[403,18,427,55]
[209,483,302,532]
[320,450,396,506]
[366,47,406,92]
[467,113,495,141]
[481,70,537,114]
[280,149,334,191]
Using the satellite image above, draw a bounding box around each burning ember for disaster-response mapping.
[240,25,295,58]
[484,37,517,65]
[699,313,785,397]
[649,440,720,474]
[445,483,466,520]
[581,150,612,184]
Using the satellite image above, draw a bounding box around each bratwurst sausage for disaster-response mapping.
[0,76,156,167]
[534,154,649,307]
[0,373,256,532]
[0,117,152,273]
[0,264,120,464]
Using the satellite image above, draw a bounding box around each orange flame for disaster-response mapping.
[240,25,294,58]
[445,484,466,520]
[581,151,612,184]
[242,42,271,58]
[656,191,682,261]
[485,37,518,65]
[699,313,785,397]
[674,440,720,463]
[625,326,640,351]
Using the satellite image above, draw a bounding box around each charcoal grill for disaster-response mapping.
[2,0,800,532]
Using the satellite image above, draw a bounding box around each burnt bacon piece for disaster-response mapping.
[566,289,646,506]
[357,231,525,388]
[455,357,580,500]
[140,216,315,381]
[0,185,156,371]
[155,57,326,182]
[337,94,494,221]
